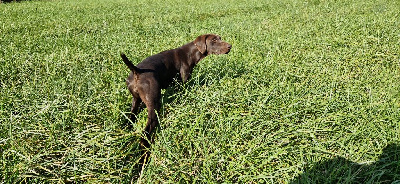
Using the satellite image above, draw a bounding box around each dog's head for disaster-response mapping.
[194,34,232,55]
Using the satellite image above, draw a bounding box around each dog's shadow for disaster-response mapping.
[290,143,400,183]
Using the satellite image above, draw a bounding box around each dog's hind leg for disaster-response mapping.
[140,92,161,148]
[137,82,161,164]
[129,96,142,124]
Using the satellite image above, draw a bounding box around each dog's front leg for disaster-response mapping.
[180,64,191,83]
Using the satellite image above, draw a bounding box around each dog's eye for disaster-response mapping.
[212,38,217,42]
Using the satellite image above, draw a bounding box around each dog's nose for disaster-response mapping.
[228,44,232,49]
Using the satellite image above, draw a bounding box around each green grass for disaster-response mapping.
[1,0,400,183]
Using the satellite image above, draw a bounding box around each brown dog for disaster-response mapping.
[121,34,231,159]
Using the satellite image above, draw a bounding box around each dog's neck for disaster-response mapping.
[190,42,207,65]
[177,42,207,67]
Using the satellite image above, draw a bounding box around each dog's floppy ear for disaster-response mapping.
[194,35,208,54]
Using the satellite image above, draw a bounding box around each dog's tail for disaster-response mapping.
[120,53,140,73]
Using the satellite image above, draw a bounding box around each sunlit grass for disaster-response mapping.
[1,0,399,183]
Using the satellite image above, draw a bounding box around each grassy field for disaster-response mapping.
[1,0,400,183]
